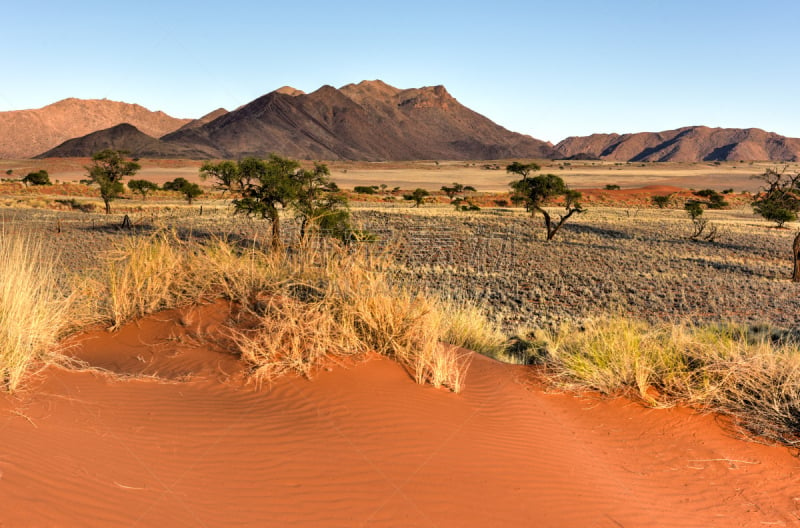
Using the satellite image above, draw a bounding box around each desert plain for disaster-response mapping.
[1,158,800,526]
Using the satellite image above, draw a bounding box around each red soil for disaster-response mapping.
[1,303,798,526]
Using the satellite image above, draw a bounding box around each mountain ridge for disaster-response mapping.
[38,82,560,161]
[0,98,190,158]
[557,126,800,162]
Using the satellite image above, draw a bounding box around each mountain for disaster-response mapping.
[36,123,205,159]
[42,81,561,161]
[0,98,190,159]
[556,126,800,162]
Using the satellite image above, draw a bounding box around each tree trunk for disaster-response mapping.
[792,232,800,282]
[270,211,282,250]
[104,198,111,215]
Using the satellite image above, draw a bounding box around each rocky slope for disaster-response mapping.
[0,98,190,158]
[557,126,800,162]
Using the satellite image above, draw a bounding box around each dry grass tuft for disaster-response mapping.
[0,232,71,391]
[96,232,475,391]
[530,316,800,445]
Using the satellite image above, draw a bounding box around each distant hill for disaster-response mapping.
[36,123,205,159]
[0,98,190,159]
[556,126,800,162]
[41,80,561,161]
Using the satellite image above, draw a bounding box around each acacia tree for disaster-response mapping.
[441,182,476,200]
[752,168,800,228]
[752,168,800,281]
[404,188,430,207]
[128,179,159,200]
[291,162,350,241]
[164,177,203,204]
[86,149,140,214]
[508,167,583,241]
[22,170,51,186]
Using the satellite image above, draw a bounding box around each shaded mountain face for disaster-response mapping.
[0,98,190,159]
[557,126,800,162]
[42,81,561,161]
[36,123,206,159]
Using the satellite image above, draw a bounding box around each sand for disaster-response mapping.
[1,302,799,526]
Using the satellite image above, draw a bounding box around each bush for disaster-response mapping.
[353,186,378,194]
[604,184,621,190]
[22,170,51,186]
[651,195,671,208]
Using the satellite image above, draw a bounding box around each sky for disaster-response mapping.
[3,0,800,143]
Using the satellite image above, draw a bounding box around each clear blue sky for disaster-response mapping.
[3,0,799,143]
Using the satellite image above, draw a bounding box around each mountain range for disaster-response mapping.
[556,126,800,162]
[2,81,799,162]
[33,81,559,161]
[0,98,190,159]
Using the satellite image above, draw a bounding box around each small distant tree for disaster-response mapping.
[441,182,476,200]
[353,185,378,194]
[22,170,51,186]
[506,161,541,181]
[85,149,141,214]
[751,168,800,281]
[4,169,12,176]
[164,177,203,204]
[508,168,583,241]
[604,184,621,190]
[404,188,430,208]
[752,168,800,228]
[651,194,672,208]
[198,160,239,196]
[694,189,728,209]
[453,197,480,211]
[685,200,718,241]
[128,179,159,200]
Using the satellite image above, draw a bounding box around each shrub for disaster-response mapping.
[651,195,671,208]
[354,186,378,194]
[22,170,51,186]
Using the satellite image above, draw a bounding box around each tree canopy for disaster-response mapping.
[164,177,203,204]
[86,149,140,214]
[22,170,51,186]
[201,154,352,248]
[752,168,800,227]
[507,163,583,241]
[128,179,159,200]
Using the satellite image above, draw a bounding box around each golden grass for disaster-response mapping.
[530,317,800,445]
[91,232,478,392]
[0,232,71,391]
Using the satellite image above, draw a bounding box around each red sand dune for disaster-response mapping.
[1,303,799,527]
